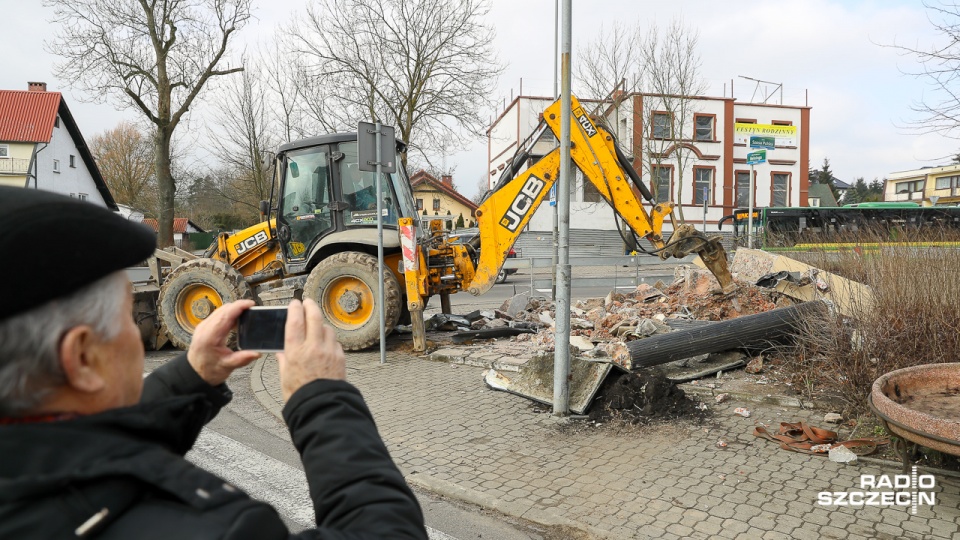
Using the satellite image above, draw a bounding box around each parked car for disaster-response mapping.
[450,229,517,284]
[497,247,518,284]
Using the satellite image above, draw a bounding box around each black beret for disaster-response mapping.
[0,186,156,322]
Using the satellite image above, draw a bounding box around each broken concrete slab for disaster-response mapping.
[569,335,595,351]
[501,292,530,318]
[824,412,843,424]
[483,353,612,415]
[729,248,873,318]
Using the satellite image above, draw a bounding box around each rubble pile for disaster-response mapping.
[452,266,788,362]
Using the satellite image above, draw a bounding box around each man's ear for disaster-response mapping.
[58,325,107,394]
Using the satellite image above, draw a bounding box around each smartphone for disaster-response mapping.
[237,306,288,352]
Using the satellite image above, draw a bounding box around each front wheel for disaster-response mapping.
[302,251,401,350]
[495,268,509,284]
[158,259,254,349]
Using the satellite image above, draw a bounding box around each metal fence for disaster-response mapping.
[501,254,694,292]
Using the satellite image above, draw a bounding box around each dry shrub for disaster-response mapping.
[789,228,960,413]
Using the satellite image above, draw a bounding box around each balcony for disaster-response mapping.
[0,158,30,175]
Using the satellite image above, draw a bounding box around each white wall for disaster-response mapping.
[33,114,108,207]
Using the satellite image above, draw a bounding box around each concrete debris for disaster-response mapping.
[744,356,764,374]
[486,318,508,329]
[828,445,858,464]
[570,318,594,330]
[501,293,530,318]
[716,439,728,448]
[569,335,595,352]
[733,407,751,418]
[824,413,843,424]
[715,393,730,404]
[538,311,555,327]
[810,444,832,453]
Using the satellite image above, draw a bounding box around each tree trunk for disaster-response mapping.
[155,126,175,248]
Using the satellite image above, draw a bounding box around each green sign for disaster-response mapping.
[749,136,776,150]
[746,150,767,165]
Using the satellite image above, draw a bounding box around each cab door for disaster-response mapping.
[277,146,335,262]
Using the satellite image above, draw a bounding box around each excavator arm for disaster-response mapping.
[467,95,736,296]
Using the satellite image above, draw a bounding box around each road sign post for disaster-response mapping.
[358,121,397,364]
[745,150,766,249]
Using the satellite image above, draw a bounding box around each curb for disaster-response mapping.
[678,383,819,409]
[247,357,606,539]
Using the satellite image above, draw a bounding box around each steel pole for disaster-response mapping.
[551,0,559,301]
[553,0,572,417]
[747,163,755,249]
[375,122,387,364]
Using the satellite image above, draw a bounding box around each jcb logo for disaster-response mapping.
[235,231,269,255]
[574,107,597,138]
[500,175,545,232]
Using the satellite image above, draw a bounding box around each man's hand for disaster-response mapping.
[277,298,346,401]
[187,300,261,386]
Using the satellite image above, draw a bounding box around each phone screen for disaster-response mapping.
[237,307,288,352]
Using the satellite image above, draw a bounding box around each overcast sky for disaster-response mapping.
[5,0,954,198]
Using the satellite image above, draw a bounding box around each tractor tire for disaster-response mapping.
[158,258,254,350]
[302,251,401,351]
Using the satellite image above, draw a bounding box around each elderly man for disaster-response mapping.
[0,187,426,539]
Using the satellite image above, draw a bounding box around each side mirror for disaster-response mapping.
[259,200,270,216]
[290,162,299,178]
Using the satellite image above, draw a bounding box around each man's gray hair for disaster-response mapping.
[0,271,129,417]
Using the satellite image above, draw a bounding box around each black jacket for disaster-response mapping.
[0,355,426,539]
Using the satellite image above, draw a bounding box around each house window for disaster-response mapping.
[694,115,714,141]
[53,159,60,173]
[69,155,76,168]
[935,175,960,193]
[772,173,790,207]
[416,198,423,210]
[432,198,441,211]
[735,171,752,207]
[0,145,8,158]
[582,178,603,203]
[693,168,712,205]
[652,112,672,139]
[895,180,925,200]
[809,197,821,207]
[652,166,672,203]
[77,193,88,201]
[771,120,793,126]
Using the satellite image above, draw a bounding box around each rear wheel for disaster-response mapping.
[302,251,401,350]
[158,259,253,350]
[496,268,509,284]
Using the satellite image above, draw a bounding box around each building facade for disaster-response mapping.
[885,164,960,206]
[486,93,810,233]
[410,171,478,229]
[0,82,116,209]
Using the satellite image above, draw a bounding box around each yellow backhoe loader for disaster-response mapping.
[136,96,736,352]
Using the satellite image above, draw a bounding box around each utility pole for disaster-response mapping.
[553,0,572,416]
[551,0,559,301]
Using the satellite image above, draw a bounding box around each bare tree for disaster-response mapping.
[207,63,276,219]
[288,0,502,168]
[638,19,706,221]
[576,21,641,106]
[90,121,158,217]
[888,2,960,138]
[45,0,252,247]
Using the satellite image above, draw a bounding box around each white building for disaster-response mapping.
[486,93,811,234]
[0,82,116,209]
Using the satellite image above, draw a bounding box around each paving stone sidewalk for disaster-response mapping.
[252,351,960,540]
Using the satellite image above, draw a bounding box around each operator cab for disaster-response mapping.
[271,133,420,269]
